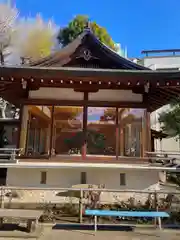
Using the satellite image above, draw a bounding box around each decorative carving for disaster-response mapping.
[83,49,91,61]
[76,48,99,61]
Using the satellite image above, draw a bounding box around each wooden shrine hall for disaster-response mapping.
[0,28,180,163]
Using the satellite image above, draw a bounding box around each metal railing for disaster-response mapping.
[0,148,22,162]
[0,186,179,225]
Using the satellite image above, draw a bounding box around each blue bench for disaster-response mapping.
[85,209,170,232]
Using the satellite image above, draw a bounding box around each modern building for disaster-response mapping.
[0,29,180,193]
[141,49,180,152]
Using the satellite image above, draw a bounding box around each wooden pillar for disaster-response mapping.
[82,93,88,159]
[142,92,151,156]
[146,111,151,152]
[115,108,119,159]
[119,109,125,156]
[141,111,147,157]
[49,106,55,157]
[140,124,143,157]
[19,105,29,154]
[141,109,151,157]
[120,126,124,156]
[45,125,51,154]
[17,104,23,149]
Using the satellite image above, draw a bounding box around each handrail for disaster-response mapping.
[0,148,22,151]
[141,49,180,56]
[0,148,22,161]
[146,151,180,156]
[1,186,180,194]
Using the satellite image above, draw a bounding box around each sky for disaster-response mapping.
[3,0,180,58]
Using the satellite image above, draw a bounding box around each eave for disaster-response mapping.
[1,66,180,84]
[1,66,180,112]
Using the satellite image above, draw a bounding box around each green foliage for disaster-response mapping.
[57,15,117,51]
[159,101,180,139]
[168,173,180,186]
[64,129,106,154]
[159,100,180,188]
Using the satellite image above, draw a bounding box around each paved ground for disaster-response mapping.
[40,228,180,240]
[0,226,180,240]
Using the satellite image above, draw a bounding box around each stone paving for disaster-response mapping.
[0,226,179,240]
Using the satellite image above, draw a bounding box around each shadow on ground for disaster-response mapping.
[52,223,180,231]
[0,223,43,238]
[53,223,134,231]
[0,224,27,232]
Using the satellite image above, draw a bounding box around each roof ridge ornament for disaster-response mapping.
[84,19,91,32]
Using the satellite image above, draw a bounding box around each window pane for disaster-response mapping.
[118,108,145,157]
[52,106,83,155]
[87,107,116,155]
[23,105,52,156]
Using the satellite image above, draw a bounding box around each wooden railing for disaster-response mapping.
[146,151,180,165]
[0,148,22,162]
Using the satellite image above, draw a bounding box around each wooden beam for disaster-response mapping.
[156,89,177,99]
[82,92,88,159]
[74,88,99,93]
[149,97,166,106]
[18,98,146,108]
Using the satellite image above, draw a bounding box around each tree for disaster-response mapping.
[159,101,180,187]
[0,2,18,65]
[13,15,57,62]
[57,15,117,51]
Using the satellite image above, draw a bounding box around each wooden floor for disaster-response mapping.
[19,156,149,164]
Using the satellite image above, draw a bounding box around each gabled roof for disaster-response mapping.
[30,29,148,70]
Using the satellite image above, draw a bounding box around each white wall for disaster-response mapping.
[6,168,160,190]
[6,168,161,204]
[143,56,180,69]
[29,88,142,102]
[29,88,84,100]
[89,90,142,102]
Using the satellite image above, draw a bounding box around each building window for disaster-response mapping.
[40,171,47,184]
[81,172,87,184]
[24,105,52,156]
[118,108,145,157]
[87,107,116,156]
[52,106,83,155]
[120,173,126,186]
